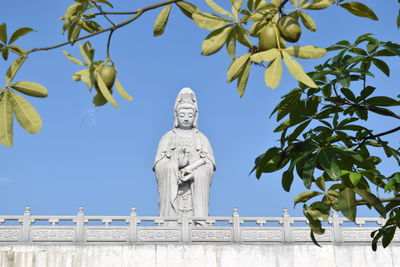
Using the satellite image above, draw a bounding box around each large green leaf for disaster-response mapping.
[265,55,282,89]
[318,149,340,180]
[176,1,199,19]
[227,53,251,82]
[354,189,386,218]
[0,23,7,44]
[0,91,13,147]
[7,90,41,134]
[338,188,356,221]
[202,25,233,56]
[340,2,378,21]
[282,51,317,88]
[250,48,280,63]
[192,12,231,30]
[79,41,94,65]
[282,168,294,192]
[10,81,48,98]
[115,79,133,101]
[298,11,316,32]
[9,27,35,44]
[96,73,119,108]
[205,0,233,18]
[302,0,332,10]
[365,96,399,106]
[236,59,251,97]
[5,57,26,86]
[301,154,316,188]
[294,191,322,206]
[284,46,326,59]
[153,4,172,37]
[371,58,390,77]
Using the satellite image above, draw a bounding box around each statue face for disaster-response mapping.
[177,108,195,129]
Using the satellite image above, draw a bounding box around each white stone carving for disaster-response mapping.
[0,229,20,241]
[86,229,128,241]
[342,229,375,241]
[31,229,74,241]
[292,228,333,242]
[241,229,283,241]
[138,229,180,241]
[191,229,232,241]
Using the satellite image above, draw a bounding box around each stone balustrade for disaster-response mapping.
[0,207,398,244]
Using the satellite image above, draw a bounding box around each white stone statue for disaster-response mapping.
[153,87,216,218]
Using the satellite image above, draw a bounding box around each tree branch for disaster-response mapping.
[356,197,400,205]
[26,0,182,54]
[91,0,116,27]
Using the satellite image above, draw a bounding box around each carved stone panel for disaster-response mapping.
[342,228,377,242]
[31,228,74,242]
[191,229,232,242]
[86,228,128,242]
[138,229,180,242]
[292,228,333,242]
[241,229,283,242]
[0,228,20,242]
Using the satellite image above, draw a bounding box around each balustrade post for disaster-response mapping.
[232,208,241,242]
[282,208,292,242]
[128,207,138,243]
[75,206,85,243]
[332,211,342,243]
[21,206,31,242]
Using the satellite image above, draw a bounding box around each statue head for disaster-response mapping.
[174,87,198,129]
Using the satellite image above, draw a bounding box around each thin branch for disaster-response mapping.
[26,0,182,54]
[356,197,400,205]
[91,0,116,27]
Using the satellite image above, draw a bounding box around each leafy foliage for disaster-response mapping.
[252,34,400,250]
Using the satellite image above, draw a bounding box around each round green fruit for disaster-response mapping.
[258,24,279,51]
[95,65,116,91]
[277,15,301,43]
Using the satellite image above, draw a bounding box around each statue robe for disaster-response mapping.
[153,129,216,217]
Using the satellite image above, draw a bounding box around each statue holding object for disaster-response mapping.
[153,87,216,217]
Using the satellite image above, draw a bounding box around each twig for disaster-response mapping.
[356,197,400,205]
[26,0,182,54]
[91,0,116,27]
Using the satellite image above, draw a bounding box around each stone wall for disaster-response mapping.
[0,243,399,267]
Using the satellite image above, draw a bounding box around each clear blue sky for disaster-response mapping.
[0,0,399,218]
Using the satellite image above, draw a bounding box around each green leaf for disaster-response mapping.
[338,188,356,221]
[235,25,252,48]
[9,81,48,98]
[302,0,332,10]
[95,0,114,8]
[294,191,322,206]
[302,154,316,188]
[397,9,400,29]
[2,49,8,60]
[96,73,119,108]
[9,27,35,44]
[226,30,236,58]
[115,79,133,101]
[227,53,251,83]
[6,57,26,86]
[340,88,356,101]
[282,168,294,192]
[7,90,41,134]
[284,46,326,59]
[236,59,251,97]
[250,48,280,63]
[8,45,26,56]
[79,42,93,65]
[282,51,317,88]
[360,86,375,99]
[318,149,340,180]
[205,0,233,18]
[265,55,282,89]
[340,2,378,21]
[354,189,386,218]
[298,11,316,31]
[371,58,390,77]
[201,25,233,56]
[0,23,7,44]
[0,91,13,147]
[153,4,172,37]
[365,96,399,106]
[62,50,85,66]
[192,12,231,30]
[349,172,362,185]
[176,1,199,19]
[382,226,396,248]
